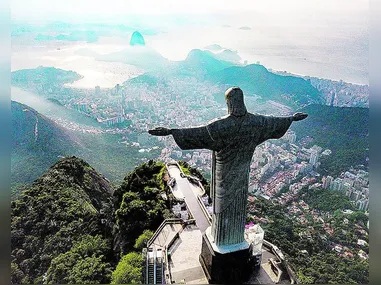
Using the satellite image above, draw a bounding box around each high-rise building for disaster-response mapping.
[364,200,369,211]
[342,182,352,192]
[290,132,296,144]
[333,92,339,106]
[326,91,333,106]
[322,175,333,189]
[254,147,262,160]
[331,178,343,192]
[344,182,353,196]
[356,199,368,211]
[350,190,358,200]
[309,149,319,166]
[121,91,126,116]
[355,191,362,201]
[299,161,309,174]
[285,131,296,144]
[322,176,328,188]
[95,85,101,95]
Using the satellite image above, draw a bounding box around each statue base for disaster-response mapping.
[199,227,255,284]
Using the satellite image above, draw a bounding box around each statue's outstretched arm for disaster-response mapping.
[148,127,172,136]
[262,112,307,122]
[257,112,307,142]
[292,112,308,121]
[148,124,221,151]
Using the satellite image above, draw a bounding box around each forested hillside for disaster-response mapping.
[206,64,323,107]
[11,101,159,195]
[290,104,369,176]
[249,193,368,284]
[11,158,174,284]
[11,101,79,195]
[11,157,114,284]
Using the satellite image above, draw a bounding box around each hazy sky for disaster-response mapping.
[11,0,369,84]
[12,0,368,21]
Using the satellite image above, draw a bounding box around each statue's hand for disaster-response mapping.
[148,127,172,136]
[293,112,308,121]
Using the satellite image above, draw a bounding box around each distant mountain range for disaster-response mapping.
[96,46,170,70]
[178,49,234,75]
[12,66,83,88]
[117,48,322,108]
[206,63,323,107]
[12,48,363,191]
[212,49,242,64]
[35,30,99,43]
[13,43,323,110]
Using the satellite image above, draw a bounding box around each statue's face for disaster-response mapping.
[225,87,247,116]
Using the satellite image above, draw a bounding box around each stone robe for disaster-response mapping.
[171,113,294,246]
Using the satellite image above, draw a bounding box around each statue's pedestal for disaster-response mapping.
[199,227,255,284]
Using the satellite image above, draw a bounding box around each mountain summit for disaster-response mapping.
[11,156,114,284]
[130,31,145,46]
[180,49,233,75]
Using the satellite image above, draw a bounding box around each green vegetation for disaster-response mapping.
[294,251,368,284]
[11,158,176,284]
[11,101,78,194]
[11,157,114,284]
[11,100,160,195]
[46,235,112,284]
[113,160,174,255]
[111,252,144,284]
[179,164,191,176]
[298,187,356,212]
[290,104,369,176]
[134,230,154,251]
[248,193,369,284]
[11,153,369,284]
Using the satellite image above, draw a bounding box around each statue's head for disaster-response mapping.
[225,87,247,117]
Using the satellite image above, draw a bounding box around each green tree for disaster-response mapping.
[111,252,143,284]
[113,161,170,254]
[11,262,26,284]
[134,230,154,250]
[349,211,368,225]
[11,157,114,283]
[248,196,369,284]
[297,269,315,284]
[46,235,112,284]
[66,255,112,284]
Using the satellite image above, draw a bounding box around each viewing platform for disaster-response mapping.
[166,161,211,232]
[143,162,296,284]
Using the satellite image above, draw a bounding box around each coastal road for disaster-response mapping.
[167,164,211,233]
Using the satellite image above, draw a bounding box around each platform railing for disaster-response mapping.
[262,239,299,284]
[147,218,183,248]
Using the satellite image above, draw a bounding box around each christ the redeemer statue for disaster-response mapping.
[149,87,307,249]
